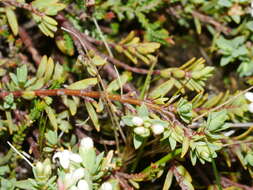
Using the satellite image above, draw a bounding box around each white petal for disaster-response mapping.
[80,137,94,149]
[70,153,83,163]
[100,182,113,190]
[77,180,90,190]
[60,155,70,169]
[72,168,85,181]
[132,116,144,126]
[249,103,253,113]
[62,150,71,157]
[52,152,62,162]
[223,130,235,137]
[64,173,74,188]
[245,92,253,102]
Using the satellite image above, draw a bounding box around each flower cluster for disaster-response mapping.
[53,137,115,190]
[122,104,168,137]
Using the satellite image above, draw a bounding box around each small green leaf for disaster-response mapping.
[44,57,54,82]
[245,152,253,167]
[45,130,58,145]
[9,73,18,86]
[79,147,96,173]
[177,98,192,123]
[107,71,132,92]
[45,106,58,130]
[220,56,232,66]
[133,134,145,149]
[216,37,232,52]
[5,8,18,36]
[136,42,160,54]
[37,55,47,78]
[67,78,97,90]
[246,21,253,32]
[162,169,173,190]
[218,0,232,7]
[181,136,190,158]
[92,55,107,66]
[85,101,100,131]
[169,137,177,150]
[15,180,36,190]
[206,110,228,132]
[17,65,28,84]
[122,115,135,127]
[137,104,149,117]
[58,120,72,133]
[149,79,174,99]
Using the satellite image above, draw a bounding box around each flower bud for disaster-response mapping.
[134,127,150,137]
[80,137,94,149]
[100,182,113,190]
[132,116,143,126]
[151,124,164,135]
[35,161,44,177]
[43,164,52,177]
[72,168,85,182]
[249,103,253,113]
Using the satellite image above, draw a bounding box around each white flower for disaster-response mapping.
[53,150,82,169]
[132,116,144,126]
[63,168,85,188]
[151,124,164,135]
[245,92,253,102]
[70,180,90,190]
[100,182,113,190]
[77,180,90,190]
[245,92,253,113]
[80,137,94,149]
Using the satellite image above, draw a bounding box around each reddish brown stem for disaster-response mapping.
[19,27,41,66]
[0,89,162,111]
[2,0,44,17]
[191,11,232,35]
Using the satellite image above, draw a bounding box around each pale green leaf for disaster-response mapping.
[5,8,18,36]
[45,106,58,130]
[149,79,174,99]
[85,101,100,131]
[162,169,173,190]
[67,78,97,90]
[107,71,132,92]
[37,55,47,78]
[133,134,145,149]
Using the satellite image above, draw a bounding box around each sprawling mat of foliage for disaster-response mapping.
[0,0,253,189]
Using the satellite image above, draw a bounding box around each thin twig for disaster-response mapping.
[190,122,253,128]
[221,177,253,190]
[191,11,232,35]
[19,27,41,66]
[193,86,253,122]
[7,141,34,168]
[2,0,44,17]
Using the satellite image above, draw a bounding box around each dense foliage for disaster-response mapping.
[0,0,253,189]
